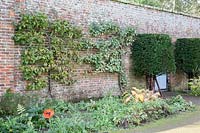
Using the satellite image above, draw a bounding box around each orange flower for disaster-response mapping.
[43,109,54,119]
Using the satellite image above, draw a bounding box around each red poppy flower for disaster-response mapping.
[43,109,54,119]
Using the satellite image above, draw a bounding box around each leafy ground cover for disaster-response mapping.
[112,106,200,133]
[0,92,194,133]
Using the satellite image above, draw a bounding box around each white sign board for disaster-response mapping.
[155,74,167,91]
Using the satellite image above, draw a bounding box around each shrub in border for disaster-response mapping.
[131,34,176,90]
[175,38,200,79]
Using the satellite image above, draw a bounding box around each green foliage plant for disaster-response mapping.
[131,34,176,90]
[165,95,193,113]
[14,14,136,92]
[188,77,200,96]
[13,12,137,92]
[0,95,194,132]
[89,21,120,37]
[84,21,136,90]
[13,13,83,90]
[0,91,38,116]
[175,38,200,79]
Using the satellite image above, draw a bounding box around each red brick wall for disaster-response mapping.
[0,0,200,98]
[0,0,15,94]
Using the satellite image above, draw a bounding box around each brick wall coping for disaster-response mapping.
[113,0,200,20]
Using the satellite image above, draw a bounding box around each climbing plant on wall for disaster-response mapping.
[14,13,136,94]
[83,22,136,90]
[13,13,82,94]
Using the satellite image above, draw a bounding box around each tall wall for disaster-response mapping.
[0,0,200,99]
[0,0,16,94]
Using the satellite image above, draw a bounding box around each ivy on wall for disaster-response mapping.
[14,13,136,93]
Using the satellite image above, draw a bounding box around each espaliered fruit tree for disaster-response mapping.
[14,13,137,96]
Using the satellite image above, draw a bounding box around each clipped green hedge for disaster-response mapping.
[175,38,200,77]
[131,34,176,76]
